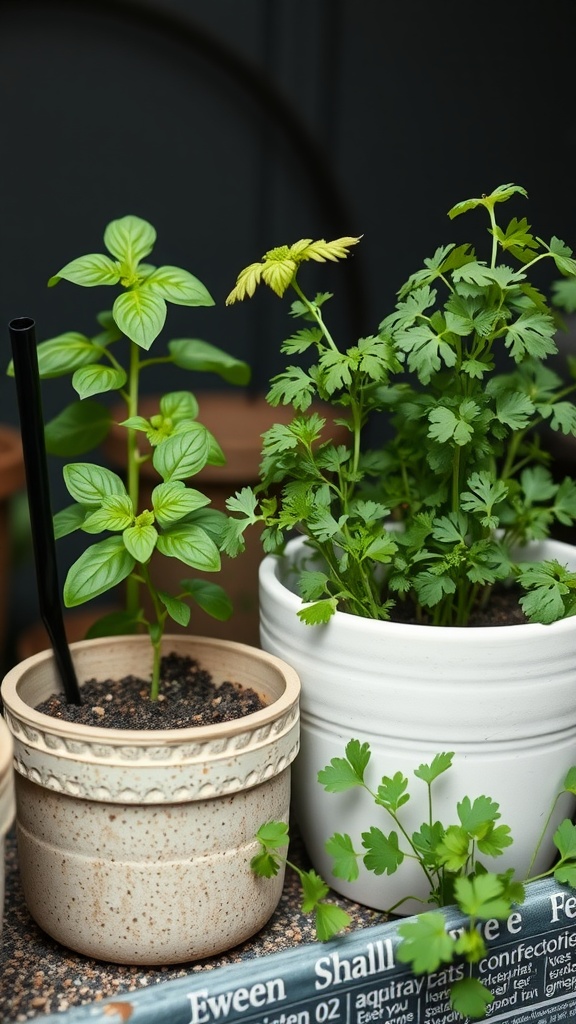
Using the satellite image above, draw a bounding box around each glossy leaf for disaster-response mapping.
[143,266,214,307]
[35,333,98,378]
[63,463,127,506]
[104,215,156,265]
[123,522,157,562]
[113,288,167,349]
[82,495,134,533]
[152,481,210,526]
[63,537,135,606]
[153,422,211,481]
[72,364,127,399]
[159,390,199,421]
[156,524,221,570]
[49,253,121,288]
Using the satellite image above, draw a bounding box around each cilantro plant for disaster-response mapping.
[8,215,250,699]
[253,746,576,1020]
[225,184,576,627]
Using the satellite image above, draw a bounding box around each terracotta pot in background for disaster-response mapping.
[16,605,119,662]
[103,392,349,647]
[0,426,25,667]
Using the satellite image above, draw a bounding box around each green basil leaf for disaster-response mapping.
[152,481,210,526]
[159,391,199,422]
[169,338,251,385]
[72,364,127,399]
[63,463,127,505]
[53,503,87,539]
[63,536,135,606]
[143,266,214,307]
[179,579,233,620]
[104,215,156,265]
[157,592,191,627]
[44,401,112,456]
[49,253,121,288]
[153,422,211,481]
[156,524,221,571]
[113,288,166,350]
[123,523,157,562]
[82,495,134,534]
[35,333,98,377]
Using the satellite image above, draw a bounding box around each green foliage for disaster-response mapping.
[253,747,576,1020]
[225,185,576,627]
[9,215,251,699]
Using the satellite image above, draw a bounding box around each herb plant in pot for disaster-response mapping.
[224,184,576,916]
[1,216,301,965]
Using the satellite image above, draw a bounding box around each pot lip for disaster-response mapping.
[0,717,15,832]
[0,715,13,777]
[1,634,301,744]
[259,534,576,638]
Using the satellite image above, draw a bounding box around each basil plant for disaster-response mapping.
[10,215,250,699]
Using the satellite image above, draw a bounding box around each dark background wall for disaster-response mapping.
[1,0,575,658]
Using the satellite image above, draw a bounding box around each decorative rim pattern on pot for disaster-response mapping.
[0,717,15,834]
[1,635,301,803]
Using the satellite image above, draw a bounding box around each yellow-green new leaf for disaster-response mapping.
[104,215,156,266]
[72,364,127,399]
[143,266,214,307]
[113,288,167,350]
[123,522,158,562]
[152,481,210,527]
[49,253,121,288]
[82,494,134,534]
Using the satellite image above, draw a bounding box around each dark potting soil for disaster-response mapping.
[34,653,268,730]
[391,585,528,627]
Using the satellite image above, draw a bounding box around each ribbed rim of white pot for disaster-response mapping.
[0,716,15,833]
[260,534,576,640]
[1,635,301,802]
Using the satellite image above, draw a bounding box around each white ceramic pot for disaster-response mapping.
[0,714,15,941]
[259,535,576,914]
[1,634,300,964]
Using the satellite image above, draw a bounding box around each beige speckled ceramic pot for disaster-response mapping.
[0,714,15,941]
[1,634,300,964]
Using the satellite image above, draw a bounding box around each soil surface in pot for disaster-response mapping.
[393,585,528,627]
[34,653,267,729]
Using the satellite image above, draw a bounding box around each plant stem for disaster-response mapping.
[139,562,165,700]
[126,341,141,619]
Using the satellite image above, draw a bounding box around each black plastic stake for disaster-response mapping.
[9,317,82,704]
